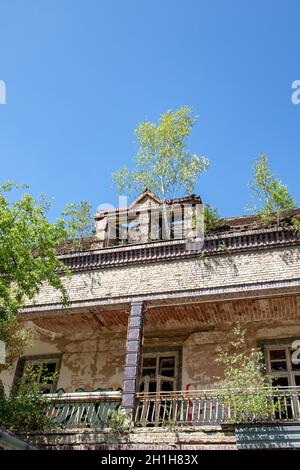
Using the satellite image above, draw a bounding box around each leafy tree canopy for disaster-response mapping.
[249,154,297,226]
[203,204,224,234]
[216,325,278,423]
[112,106,209,200]
[0,182,93,369]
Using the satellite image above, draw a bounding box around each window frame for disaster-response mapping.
[264,344,300,387]
[13,354,62,394]
[140,350,180,393]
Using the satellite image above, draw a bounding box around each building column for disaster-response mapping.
[121,301,144,417]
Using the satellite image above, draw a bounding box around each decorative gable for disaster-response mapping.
[94,190,202,248]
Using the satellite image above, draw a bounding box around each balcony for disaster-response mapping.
[44,387,300,429]
[45,390,122,429]
[135,387,300,426]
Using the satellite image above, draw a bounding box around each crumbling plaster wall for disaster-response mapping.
[182,320,300,390]
[1,328,127,394]
[2,318,300,394]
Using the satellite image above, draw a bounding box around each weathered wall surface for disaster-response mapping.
[3,317,300,393]
[182,320,300,389]
[57,335,126,392]
[1,330,127,394]
[30,246,300,306]
[24,426,237,450]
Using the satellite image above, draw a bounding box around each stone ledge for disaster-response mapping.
[21,426,237,450]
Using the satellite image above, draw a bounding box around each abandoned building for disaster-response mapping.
[2,189,300,450]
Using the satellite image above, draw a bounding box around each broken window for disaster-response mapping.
[265,345,300,387]
[13,356,61,394]
[139,352,178,394]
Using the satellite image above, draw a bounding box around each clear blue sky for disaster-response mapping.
[1,0,300,218]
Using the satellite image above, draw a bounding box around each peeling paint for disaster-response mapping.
[2,295,300,394]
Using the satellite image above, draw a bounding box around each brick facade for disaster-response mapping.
[3,193,300,450]
[26,245,300,310]
[22,426,237,450]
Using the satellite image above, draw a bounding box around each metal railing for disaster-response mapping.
[44,387,300,429]
[135,387,300,427]
[45,390,122,429]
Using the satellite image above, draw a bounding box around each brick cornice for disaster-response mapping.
[58,226,300,272]
[21,277,300,316]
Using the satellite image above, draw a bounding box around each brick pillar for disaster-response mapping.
[121,301,144,417]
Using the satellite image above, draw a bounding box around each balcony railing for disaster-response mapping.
[44,387,300,429]
[135,387,300,427]
[45,390,122,428]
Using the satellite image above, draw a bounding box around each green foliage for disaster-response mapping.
[62,201,94,241]
[203,204,224,234]
[112,106,209,200]
[219,240,229,252]
[249,154,296,226]
[0,182,93,370]
[216,325,278,423]
[0,315,33,373]
[291,216,300,234]
[107,408,132,434]
[0,365,56,433]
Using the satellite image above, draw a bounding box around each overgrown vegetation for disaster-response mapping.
[112,106,209,201]
[107,408,132,434]
[248,154,299,230]
[215,325,279,423]
[0,182,93,431]
[0,182,93,371]
[291,216,300,234]
[63,200,94,242]
[1,113,300,434]
[0,365,56,433]
[112,112,300,236]
[203,204,224,234]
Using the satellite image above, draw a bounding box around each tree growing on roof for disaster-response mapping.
[248,154,297,227]
[203,204,224,234]
[112,106,209,201]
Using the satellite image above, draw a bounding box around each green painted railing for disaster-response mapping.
[45,391,122,429]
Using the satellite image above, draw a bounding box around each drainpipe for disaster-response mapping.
[0,429,36,450]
